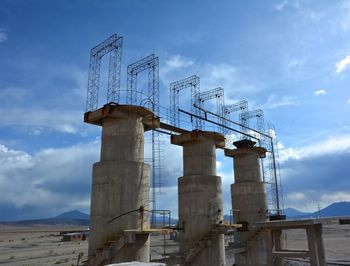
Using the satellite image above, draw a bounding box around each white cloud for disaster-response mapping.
[0,64,89,135]
[336,55,350,73]
[286,191,306,201]
[160,54,261,102]
[263,94,299,109]
[314,89,326,96]
[0,144,33,171]
[279,132,350,212]
[284,190,350,213]
[0,87,28,102]
[320,192,350,204]
[0,31,7,43]
[163,55,194,73]
[284,190,320,213]
[278,134,350,162]
[339,1,350,31]
[199,63,263,101]
[273,0,320,21]
[155,186,178,217]
[347,98,350,105]
[0,136,183,219]
[274,0,289,11]
[0,142,99,218]
[216,160,222,170]
[285,58,305,72]
[0,107,83,134]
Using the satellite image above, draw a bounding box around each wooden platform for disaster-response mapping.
[123,228,174,235]
[256,218,323,228]
[258,219,326,266]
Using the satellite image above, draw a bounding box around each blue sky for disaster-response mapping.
[0,0,350,220]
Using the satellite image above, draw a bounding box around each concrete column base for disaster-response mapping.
[88,160,150,261]
[231,182,268,266]
[231,182,268,223]
[179,175,225,266]
[234,231,267,266]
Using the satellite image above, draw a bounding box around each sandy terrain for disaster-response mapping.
[281,221,350,265]
[0,219,349,266]
[0,225,88,266]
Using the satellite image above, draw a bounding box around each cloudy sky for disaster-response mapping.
[0,0,350,220]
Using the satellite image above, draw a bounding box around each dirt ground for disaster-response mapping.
[0,219,349,266]
[0,225,88,266]
[281,220,350,265]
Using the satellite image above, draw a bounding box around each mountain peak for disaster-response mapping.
[284,207,311,218]
[54,210,89,220]
[319,201,350,217]
[285,201,350,218]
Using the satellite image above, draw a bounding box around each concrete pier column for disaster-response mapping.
[225,139,269,266]
[171,130,226,266]
[84,104,159,262]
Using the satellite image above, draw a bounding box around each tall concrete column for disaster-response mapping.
[84,104,159,262]
[171,130,226,266]
[225,139,269,266]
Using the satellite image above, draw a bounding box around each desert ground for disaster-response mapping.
[0,219,349,266]
[0,225,88,266]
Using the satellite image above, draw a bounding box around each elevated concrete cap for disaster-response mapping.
[84,103,160,130]
[171,130,225,148]
[224,139,267,158]
[256,218,323,229]
[233,139,256,148]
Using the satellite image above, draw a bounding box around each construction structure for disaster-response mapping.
[86,34,122,111]
[195,87,225,133]
[84,104,159,265]
[223,100,248,147]
[83,34,325,266]
[169,75,202,130]
[263,219,325,265]
[172,131,226,266]
[225,139,269,265]
[126,54,162,224]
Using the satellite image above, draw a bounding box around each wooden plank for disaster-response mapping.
[256,219,322,229]
[273,229,283,266]
[265,228,273,265]
[315,223,326,266]
[273,250,309,258]
[123,228,174,234]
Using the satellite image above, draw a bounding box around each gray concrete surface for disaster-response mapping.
[172,130,226,266]
[225,139,269,266]
[85,104,159,263]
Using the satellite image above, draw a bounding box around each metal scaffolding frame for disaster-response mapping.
[86,34,123,111]
[239,109,283,215]
[85,34,284,221]
[265,125,284,216]
[169,75,202,130]
[182,106,284,216]
[223,100,248,114]
[126,54,162,224]
[196,87,225,133]
[126,54,159,114]
[223,100,249,146]
[239,109,265,139]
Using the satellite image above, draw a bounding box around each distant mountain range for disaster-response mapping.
[284,201,350,218]
[284,207,312,218]
[54,210,89,220]
[0,210,90,226]
[0,209,176,226]
[1,202,349,226]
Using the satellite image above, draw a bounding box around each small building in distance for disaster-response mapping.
[61,231,89,241]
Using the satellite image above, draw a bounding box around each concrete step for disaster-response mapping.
[83,234,128,266]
